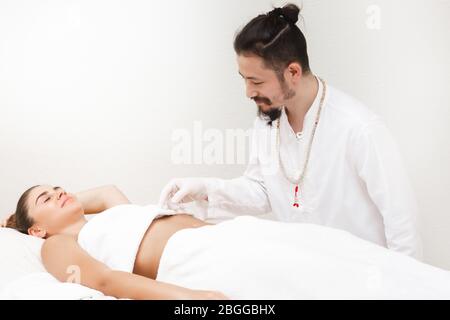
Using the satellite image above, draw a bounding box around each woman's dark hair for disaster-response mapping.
[6,185,39,234]
[234,3,310,80]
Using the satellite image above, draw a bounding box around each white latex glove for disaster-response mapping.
[158,178,208,210]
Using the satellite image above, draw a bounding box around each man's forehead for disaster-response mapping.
[237,55,274,78]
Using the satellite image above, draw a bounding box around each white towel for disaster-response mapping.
[78,204,179,273]
[156,216,450,299]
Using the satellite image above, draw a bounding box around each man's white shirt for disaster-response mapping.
[203,78,422,259]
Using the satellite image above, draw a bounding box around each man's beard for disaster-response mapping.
[254,86,296,126]
[256,102,282,126]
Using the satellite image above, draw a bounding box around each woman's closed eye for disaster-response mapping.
[35,187,65,206]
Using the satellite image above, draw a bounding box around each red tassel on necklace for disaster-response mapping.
[293,185,300,207]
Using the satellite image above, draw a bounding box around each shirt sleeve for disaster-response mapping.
[352,117,423,260]
[203,119,272,219]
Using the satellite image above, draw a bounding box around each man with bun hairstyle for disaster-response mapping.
[159,4,422,259]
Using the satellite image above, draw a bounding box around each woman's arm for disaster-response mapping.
[41,235,228,300]
[75,185,130,214]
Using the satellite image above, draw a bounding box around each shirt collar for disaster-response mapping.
[279,75,324,141]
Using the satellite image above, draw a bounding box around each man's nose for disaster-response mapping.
[246,84,257,99]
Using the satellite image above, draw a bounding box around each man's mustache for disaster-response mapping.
[252,96,272,105]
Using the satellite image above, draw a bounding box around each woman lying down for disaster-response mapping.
[3,184,450,300]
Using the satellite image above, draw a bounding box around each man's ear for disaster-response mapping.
[285,62,303,83]
[28,225,47,238]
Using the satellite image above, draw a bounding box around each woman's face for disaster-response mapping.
[26,185,84,238]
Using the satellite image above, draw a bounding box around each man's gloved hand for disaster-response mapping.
[158,178,208,210]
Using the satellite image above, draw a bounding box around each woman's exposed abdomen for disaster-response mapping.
[133,214,212,279]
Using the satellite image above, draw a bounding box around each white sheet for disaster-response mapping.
[0,272,115,300]
[156,216,450,299]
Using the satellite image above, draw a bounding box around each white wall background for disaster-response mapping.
[0,0,449,269]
